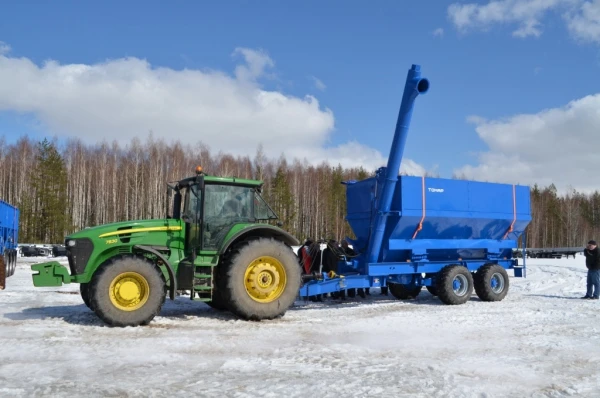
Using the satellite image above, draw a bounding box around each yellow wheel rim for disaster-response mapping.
[109,272,150,311]
[244,256,287,303]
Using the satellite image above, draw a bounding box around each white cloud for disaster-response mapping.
[453,93,600,192]
[0,41,10,55]
[432,27,445,37]
[565,0,600,43]
[310,76,326,91]
[448,0,600,44]
[232,47,274,82]
[290,141,426,175]
[0,44,426,175]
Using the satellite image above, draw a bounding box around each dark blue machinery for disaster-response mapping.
[299,64,532,304]
[0,199,19,289]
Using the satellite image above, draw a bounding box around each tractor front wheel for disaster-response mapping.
[222,238,301,320]
[80,283,91,309]
[89,256,166,327]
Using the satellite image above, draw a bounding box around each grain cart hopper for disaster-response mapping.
[0,200,19,290]
[30,172,302,326]
[299,64,532,304]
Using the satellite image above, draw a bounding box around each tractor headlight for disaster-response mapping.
[67,240,76,247]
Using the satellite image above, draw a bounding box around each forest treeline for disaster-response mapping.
[1,135,600,248]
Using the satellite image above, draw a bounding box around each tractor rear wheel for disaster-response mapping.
[389,283,422,299]
[222,238,301,320]
[206,272,229,311]
[474,264,509,302]
[436,265,473,305]
[88,256,166,326]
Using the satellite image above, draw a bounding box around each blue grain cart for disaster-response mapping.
[0,200,19,290]
[299,64,531,304]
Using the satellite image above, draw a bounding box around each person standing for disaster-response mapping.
[582,240,600,300]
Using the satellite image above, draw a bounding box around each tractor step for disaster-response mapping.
[190,262,215,301]
[191,297,212,302]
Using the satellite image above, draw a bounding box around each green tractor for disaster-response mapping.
[31,167,302,326]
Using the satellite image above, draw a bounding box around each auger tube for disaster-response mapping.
[366,64,429,263]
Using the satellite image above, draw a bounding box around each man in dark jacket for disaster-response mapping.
[582,240,600,299]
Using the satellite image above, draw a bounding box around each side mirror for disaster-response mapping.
[173,191,182,219]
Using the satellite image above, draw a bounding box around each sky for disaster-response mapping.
[1,0,600,193]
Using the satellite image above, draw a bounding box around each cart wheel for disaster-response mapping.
[474,264,509,302]
[389,283,422,299]
[436,265,473,305]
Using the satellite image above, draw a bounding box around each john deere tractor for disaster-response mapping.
[31,167,301,326]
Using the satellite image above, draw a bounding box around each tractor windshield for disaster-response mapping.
[202,184,277,249]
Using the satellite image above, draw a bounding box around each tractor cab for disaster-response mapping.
[167,167,278,255]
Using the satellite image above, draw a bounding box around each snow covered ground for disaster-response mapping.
[1,256,599,397]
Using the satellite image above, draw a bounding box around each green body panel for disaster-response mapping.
[217,223,292,252]
[31,218,186,285]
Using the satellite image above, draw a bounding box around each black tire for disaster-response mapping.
[425,273,437,296]
[347,288,356,298]
[5,251,11,278]
[206,281,229,311]
[0,254,5,290]
[388,282,422,299]
[204,252,232,311]
[474,264,509,302]
[8,250,13,276]
[436,265,473,305]
[5,250,12,277]
[88,255,166,327]
[10,250,17,276]
[426,286,438,296]
[80,283,91,309]
[221,238,301,320]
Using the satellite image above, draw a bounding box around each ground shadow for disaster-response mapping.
[3,297,241,326]
[5,289,480,326]
[291,290,449,311]
[4,304,107,326]
[524,294,591,300]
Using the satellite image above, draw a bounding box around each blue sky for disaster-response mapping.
[1,0,600,191]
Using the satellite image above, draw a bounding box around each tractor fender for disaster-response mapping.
[133,245,177,301]
[219,225,299,256]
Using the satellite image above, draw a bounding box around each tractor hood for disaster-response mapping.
[66,218,184,243]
